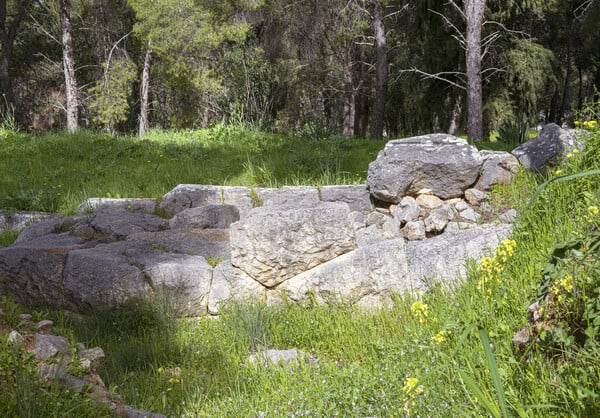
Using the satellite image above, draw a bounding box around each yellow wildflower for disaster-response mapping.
[572,149,579,154]
[411,301,429,323]
[589,205,599,216]
[432,330,448,344]
[555,169,562,175]
[567,153,573,159]
[403,377,423,395]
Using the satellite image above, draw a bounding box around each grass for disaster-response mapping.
[0,125,385,214]
[2,125,600,416]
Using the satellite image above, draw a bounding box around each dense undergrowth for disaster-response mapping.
[1,125,599,416]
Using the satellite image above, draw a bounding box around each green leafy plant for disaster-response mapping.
[497,120,529,147]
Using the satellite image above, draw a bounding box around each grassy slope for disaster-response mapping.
[0,127,385,214]
[1,128,599,416]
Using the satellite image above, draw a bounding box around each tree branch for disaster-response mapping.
[400,67,467,90]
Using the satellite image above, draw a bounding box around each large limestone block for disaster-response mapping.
[511,123,583,173]
[129,249,213,316]
[159,185,253,216]
[127,229,230,259]
[89,210,169,239]
[15,216,85,244]
[257,186,320,207]
[0,233,84,306]
[230,202,357,287]
[0,211,59,232]
[406,224,512,285]
[279,238,419,308]
[64,242,214,314]
[319,185,372,213]
[169,204,240,229]
[207,260,265,315]
[367,134,482,202]
[76,198,157,214]
[63,243,151,308]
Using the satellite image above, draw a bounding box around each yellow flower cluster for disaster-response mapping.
[403,377,423,395]
[583,120,598,129]
[589,205,599,216]
[432,330,449,344]
[477,239,516,297]
[551,275,573,303]
[410,300,429,323]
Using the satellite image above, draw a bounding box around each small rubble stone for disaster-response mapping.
[34,334,69,361]
[454,200,469,212]
[7,330,25,345]
[458,208,481,224]
[78,347,105,373]
[500,209,518,224]
[18,313,32,322]
[512,327,532,348]
[402,220,426,241]
[424,205,453,233]
[366,211,387,227]
[464,188,490,206]
[393,196,420,225]
[416,194,444,210]
[36,320,53,333]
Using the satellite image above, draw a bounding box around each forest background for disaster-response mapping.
[1,0,599,141]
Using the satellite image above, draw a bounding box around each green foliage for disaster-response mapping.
[89,58,138,131]
[0,229,19,247]
[0,127,382,213]
[497,119,529,146]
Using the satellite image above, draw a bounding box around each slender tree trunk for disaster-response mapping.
[139,47,152,136]
[342,67,355,138]
[578,67,582,113]
[558,33,572,125]
[0,50,11,107]
[370,0,387,139]
[448,97,462,135]
[464,0,485,141]
[60,0,78,133]
[354,93,368,137]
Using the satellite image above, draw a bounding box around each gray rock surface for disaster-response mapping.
[464,188,490,206]
[319,185,372,213]
[0,233,85,306]
[15,216,84,244]
[424,205,454,233]
[0,211,60,232]
[169,204,240,229]
[402,220,426,241]
[36,319,53,333]
[78,347,105,373]
[126,229,230,259]
[76,198,157,214]
[393,196,420,225]
[279,238,419,308]
[512,123,583,173]
[458,207,481,223]
[258,186,320,207]
[406,224,512,285]
[34,334,69,361]
[89,210,169,239]
[367,134,482,202]
[207,260,265,315]
[475,151,519,191]
[230,202,357,287]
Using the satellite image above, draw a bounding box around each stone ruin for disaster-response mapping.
[0,125,583,316]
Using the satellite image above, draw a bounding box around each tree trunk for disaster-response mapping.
[139,47,152,136]
[464,0,485,141]
[60,0,78,133]
[354,93,368,138]
[447,97,462,135]
[558,33,572,125]
[370,0,387,139]
[342,67,355,138]
[0,0,29,115]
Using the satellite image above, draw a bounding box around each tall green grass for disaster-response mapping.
[0,126,385,213]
